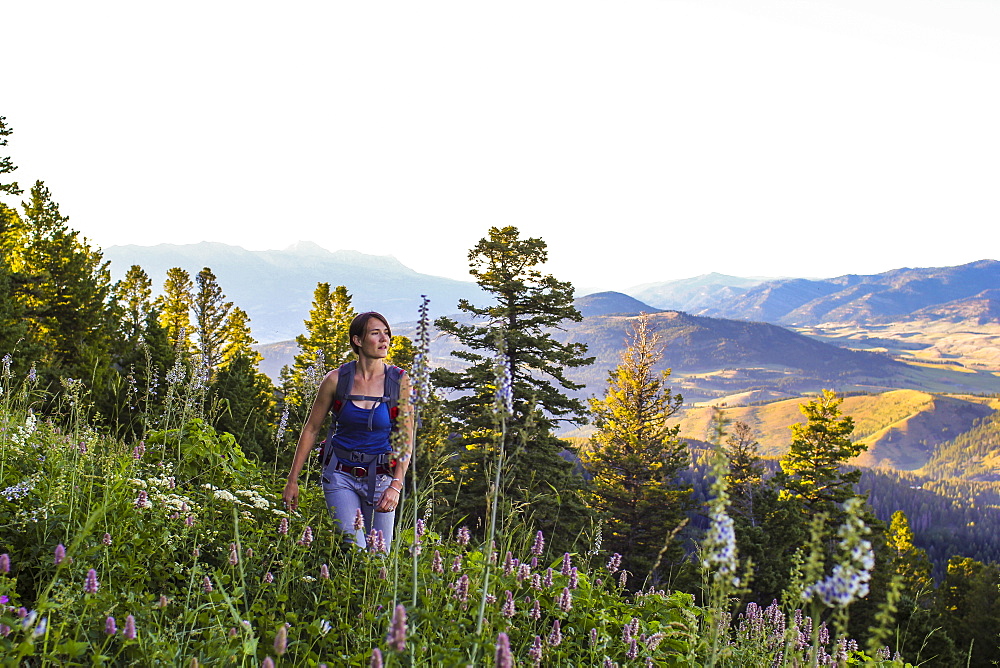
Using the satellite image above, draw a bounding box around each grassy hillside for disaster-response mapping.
[672,390,1000,471]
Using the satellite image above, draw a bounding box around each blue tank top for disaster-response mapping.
[330,401,392,455]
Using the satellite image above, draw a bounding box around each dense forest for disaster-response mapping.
[2,114,1000,665]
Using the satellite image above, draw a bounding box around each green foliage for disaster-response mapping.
[210,352,277,461]
[777,390,866,518]
[193,267,233,376]
[7,182,114,388]
[584,313,692,584]
[156,267,194,353]
[432,226,595,552]
[277,283,355,461]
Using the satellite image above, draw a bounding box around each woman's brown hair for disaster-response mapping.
[348,311,391,354]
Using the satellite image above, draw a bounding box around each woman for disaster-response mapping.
[282,311,412,549]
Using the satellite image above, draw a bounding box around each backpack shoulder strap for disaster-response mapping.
[331,360,356,419]
[384,364,404,429]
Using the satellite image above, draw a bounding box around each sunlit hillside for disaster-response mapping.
[672,390,1000,472]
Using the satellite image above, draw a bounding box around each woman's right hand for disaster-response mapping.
[282,481,299,512]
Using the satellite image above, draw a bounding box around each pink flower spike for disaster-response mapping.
[274,625,287,655]
[531,530,545,556]
[85,568,99,594]
[386,604,407,651]
[228,544,239,566]
[0,553,9,573]
[353,508,365,532]
[102,533,112,546]
[320,563,330,579]
[369,648,383,668]
[123,615,136,640]
[262,658,275,668]
[105,616,117,635]
[54,544,65,566]
[495,632,513,668]
[278,517,288,536]
[264,571,274,583]
[203,576,213,593]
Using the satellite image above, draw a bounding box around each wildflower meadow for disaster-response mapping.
[0,334,915,667]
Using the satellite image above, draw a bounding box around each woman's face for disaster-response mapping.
[355,317,391,359]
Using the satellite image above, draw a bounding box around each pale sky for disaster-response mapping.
[3,1,998,291]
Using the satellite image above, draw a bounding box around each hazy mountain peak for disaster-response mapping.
[283,240,332,256]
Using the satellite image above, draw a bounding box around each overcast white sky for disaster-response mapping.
[3,1,998,291]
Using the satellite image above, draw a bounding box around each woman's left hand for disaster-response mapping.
[376,484,401,513]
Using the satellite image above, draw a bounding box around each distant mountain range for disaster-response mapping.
[103,241,489,343]
[634,260,1000,326]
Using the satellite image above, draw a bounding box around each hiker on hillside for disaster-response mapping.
[282,311,412,550]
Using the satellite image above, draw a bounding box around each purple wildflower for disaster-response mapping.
[85,568,99,594]
[203,576,213,593]
[589,627,598,647]
[54,544,65,566]
[124,615,136,640]
[387,604,407,651]
[548,619,562,647]
[495,632,513,668]
[135,490,150,509]
[274,625,287,655]
[354,508,365,532]
[102,533,112,546]
[229,544,239,566]
[457,526,470,546]
[452,555,463,572]
[0,554,9,573]
[453,574,470,603]
[569,566,578,589]
[530,599,541,620]
[503,551,515,576]
[320,563,330,579]
[619,570,628,588]
[501,590,516,618]
[561,552,572,576]
[105,616,117,635]
[627,638,638,660]
[432,550,443,574]
[264,572,274,584]
[544,568,553,588]
[532,530,545,556]
[531,573,542,590]
[133,442,145,459]
[370,648,384,668]
[528,636,543,666]
[558,587,573,611]
[263,657,275,668]
[298,526,314,547]
[517,563,531,583]
[278,517,289,535]
[416,518,425,537]
[607,553,622,573]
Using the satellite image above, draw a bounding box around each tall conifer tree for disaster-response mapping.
[583,313,691,582]
[433,226,594,551]
[13,181,113,385]
[193,267,232,376]
[156,267,193,353]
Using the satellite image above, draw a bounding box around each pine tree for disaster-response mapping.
[221,306,260,367]
[0,116,22,198]
[432,226,595,552]
[291,283,355,375]
[114,265,154,339]
[193,267,232,376]
[776,390,866,519]
[276,283,355,457]
[156,267,194,353]
[12,181,114,385]
[583,313,691,582]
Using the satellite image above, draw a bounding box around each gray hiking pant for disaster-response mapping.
[322,469,396,550]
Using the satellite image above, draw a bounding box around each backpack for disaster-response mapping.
[318,361,404,471]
